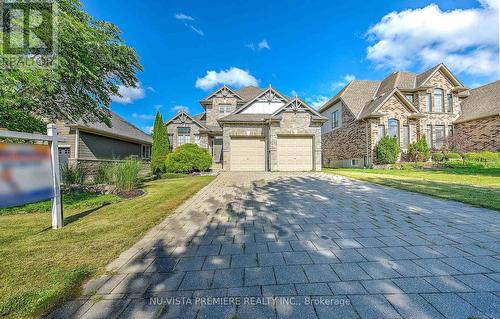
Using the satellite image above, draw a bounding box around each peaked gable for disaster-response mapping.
[417,64,463,88]
[166,111,206,128]
[273,97,324,118]
[234,86,289,114]
[201,85,244,102]
[358,89,420,119]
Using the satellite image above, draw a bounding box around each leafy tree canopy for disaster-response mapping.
[0,0,142,131]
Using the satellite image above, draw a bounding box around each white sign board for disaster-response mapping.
[0,143,54,208]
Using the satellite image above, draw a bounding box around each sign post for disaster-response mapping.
[0,125,65,229]
[47,124,63,229]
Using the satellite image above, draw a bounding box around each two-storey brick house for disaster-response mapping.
[166,85,327,171]
[319,63,472,167]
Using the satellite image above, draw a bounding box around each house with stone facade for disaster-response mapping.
[318,63,487,168]
[454,80,499,152]
[166,85,327,171]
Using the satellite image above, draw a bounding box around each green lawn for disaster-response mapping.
[324,167,500,211]
[0,175,215,319]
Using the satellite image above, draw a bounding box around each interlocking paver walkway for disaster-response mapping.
[49,172,500,319]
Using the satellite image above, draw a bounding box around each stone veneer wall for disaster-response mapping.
[454,115,500,152]
[68,158,151,181]
[269,112,322,171]
[166,121,208,150]
[206,97,238,126]
[321,104,368,168]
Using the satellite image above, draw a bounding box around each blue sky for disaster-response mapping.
[82,0,499,133]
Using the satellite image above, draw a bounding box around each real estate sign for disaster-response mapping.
[0,143,54,208]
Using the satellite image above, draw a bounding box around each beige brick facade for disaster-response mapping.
[454,115,500,152]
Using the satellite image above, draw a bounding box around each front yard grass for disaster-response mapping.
[324,167,500,211]
[0,175,214,319]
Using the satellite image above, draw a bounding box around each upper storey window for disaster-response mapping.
[405,94,414,103]
[447,94,453,113]
[434,89,444,112]
[219,104,232,116]
[425,93,432,112]
[331,110,340,129]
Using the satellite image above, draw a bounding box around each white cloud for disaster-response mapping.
[132,113,155,120]
[366,1,499,77]
[112,84,145,104]
[175,13,194,21]
[190,25,204,36]
[258,39,270,50]
[172,105,189,112]
[246,39,271,51]
[307,95,330,109]
[331,74,356,90]
[195,67,259,91]
[143,126,154,134]
[175,13,204,36]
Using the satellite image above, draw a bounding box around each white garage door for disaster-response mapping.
[277,136,313,171]
[230,137,266,171]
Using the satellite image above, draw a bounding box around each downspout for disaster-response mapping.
[74,128,79,160]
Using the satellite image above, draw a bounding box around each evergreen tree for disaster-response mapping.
[151,112,169,173]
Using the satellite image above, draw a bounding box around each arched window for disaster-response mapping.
[434,88,444,112]
[388,118,399,140]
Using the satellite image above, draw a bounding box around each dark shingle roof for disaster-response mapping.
[321,80,380,117]
[235,86,263,101]
[72,112,152,144]
[456,81,500,123]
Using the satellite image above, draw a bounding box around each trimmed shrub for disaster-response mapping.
[431,152,445,162]
[113,158,141,191]
[61,165,86,185]
[94,163,114,184]
[165,143,212,173]
[445,152,462,161]
[408,137,430,162]
[463,151,500,162]
[375,136,400,164]
[151,112,169,174]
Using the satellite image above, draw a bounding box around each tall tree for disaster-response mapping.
[151,112,169,173]
[0,0,142,129]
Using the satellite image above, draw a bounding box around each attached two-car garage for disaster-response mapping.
[229,136,314,171]
[276,136,313,171]
[230,137,266,171]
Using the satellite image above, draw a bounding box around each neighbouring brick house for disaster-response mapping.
[318,63,498,168]
[166,85,327,171]
[454,80,500,152]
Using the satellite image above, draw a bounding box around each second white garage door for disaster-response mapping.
[277,136,313,171]
[230,137,266,171]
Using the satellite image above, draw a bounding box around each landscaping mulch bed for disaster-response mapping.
[117,189,144,199]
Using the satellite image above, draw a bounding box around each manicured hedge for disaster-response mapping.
[407,137,430,162]
[165,144,212,173]
[431,152,445,162]
[463,151,500,162]
[445,152,462,160]
[375,136,400,164]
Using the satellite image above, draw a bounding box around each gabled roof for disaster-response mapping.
[318,80,380,117]
[232,85,290,115]
[235,86,264,101]
[416,63,463,87]
[70,111,152,144]
[272,97,327,121]
[165,110,207,129]
[358,89,421,120]
[200,85,244,103]
[319,63,465,120]
[456,80,500,123]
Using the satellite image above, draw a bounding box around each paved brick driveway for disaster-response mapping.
[49,172,500,319]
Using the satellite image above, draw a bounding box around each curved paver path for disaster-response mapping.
[49,172,500,319]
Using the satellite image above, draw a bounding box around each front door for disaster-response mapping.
[212,136,223,163]
[58,147,71,168]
